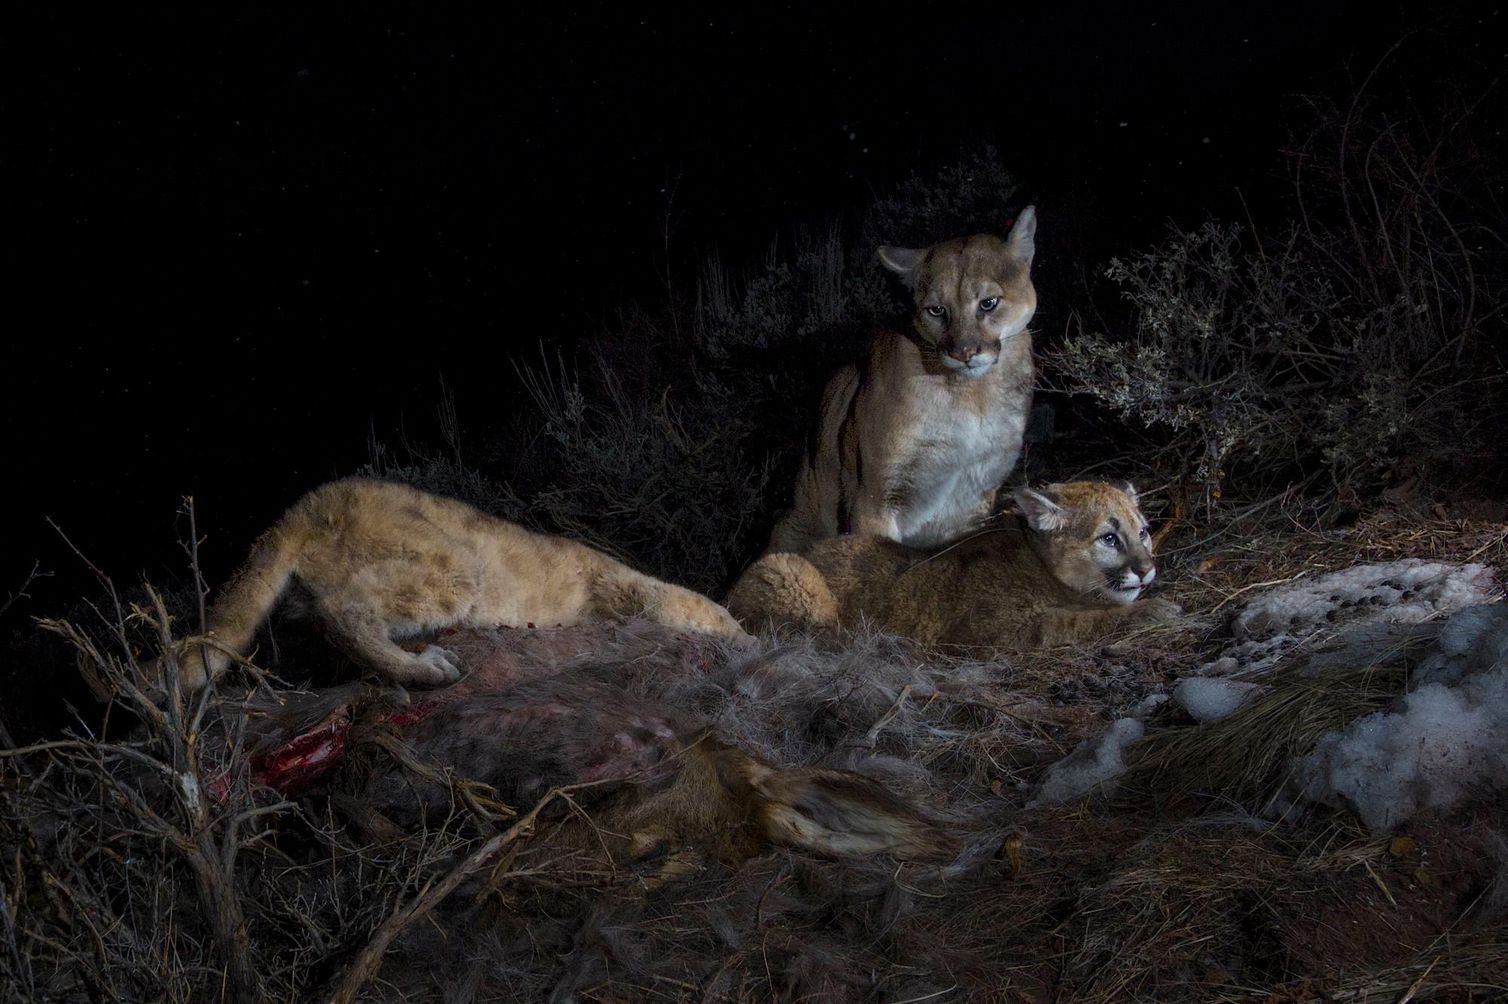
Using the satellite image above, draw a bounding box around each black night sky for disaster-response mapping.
[2,2,1498,610]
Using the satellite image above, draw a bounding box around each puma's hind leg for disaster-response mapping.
[589,564,754,645]
[724,552,840,634]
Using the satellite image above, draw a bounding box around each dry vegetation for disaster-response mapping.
[1049,54,1504,514]
[5,42,1507,1004]
[2,505,1506,1002]
[357,146,1027,595]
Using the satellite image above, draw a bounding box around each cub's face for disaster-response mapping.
[1013,480,1158,605]
[879,206,1038,378]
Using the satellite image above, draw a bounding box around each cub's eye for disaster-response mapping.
[1099,532,1120,548]
[1139,526,1150,540]
[925,304,947,318]
[979,296,1000,312]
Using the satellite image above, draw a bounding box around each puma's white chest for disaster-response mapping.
[891,379,1027,545]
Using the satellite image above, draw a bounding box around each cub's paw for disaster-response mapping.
[701,606,756,644]
[692,619,756,648]
[409,645,463,685]
[676,599,758,647]
[710,611,758,647]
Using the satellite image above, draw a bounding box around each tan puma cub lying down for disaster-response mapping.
[160,478,752,692]
[729,480,1178,651]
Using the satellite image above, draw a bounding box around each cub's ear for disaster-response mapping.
[1005,205,1036,265]
[1110,478,1139,503]
[1013,486,1066,533]
[878,245,925,288]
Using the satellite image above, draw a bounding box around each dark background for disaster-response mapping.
[1,1,1494,613]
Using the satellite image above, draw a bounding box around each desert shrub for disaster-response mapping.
[371,148,1026,592]
[359,421,526,523]
[1050,58,1504,513]
[0,580,519,1004]
[513,344,779,578]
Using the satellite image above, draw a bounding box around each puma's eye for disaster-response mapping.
[925,304,947,318]
[1099,532,1120,548]
[1139,526,1150,540]
[980,296,1000,312]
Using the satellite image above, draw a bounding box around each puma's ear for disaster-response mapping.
[1013,486,1066,533]
[1005,205,1036,265]
[1110,478,1139,503]
[877,245,925,288]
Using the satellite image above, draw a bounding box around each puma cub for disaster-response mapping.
[731,480,1177,651]
[160,479,752,691]
[767,208,1038,555]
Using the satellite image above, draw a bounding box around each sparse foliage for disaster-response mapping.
[1051,58,1504,513]
[365,148,1025,592]
[0,525,510,1003]
[8,28,1508,1004]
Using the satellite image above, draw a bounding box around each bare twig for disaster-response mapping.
[862,685,913,748]
[0,559,47,622]
[327,779,607,1004]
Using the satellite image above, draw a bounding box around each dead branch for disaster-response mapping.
[0,559,47,623]
[327,779,607,1004]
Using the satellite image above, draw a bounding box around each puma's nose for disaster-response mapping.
[949,345,980,363]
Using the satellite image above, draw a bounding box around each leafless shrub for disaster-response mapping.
[0,509,497,1003]
[515,347,778,579]
[1050,52,1503,514]
[357,381,528,521]
[383,148,1025,592]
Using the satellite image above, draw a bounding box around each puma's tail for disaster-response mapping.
[163,507,313,692]
[724,552,840,633]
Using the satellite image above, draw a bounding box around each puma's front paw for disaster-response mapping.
[706,608,758,647]
[408,645,463,686]
[670,591,758,647]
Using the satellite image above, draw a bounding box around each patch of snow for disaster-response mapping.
[1234,560,1496,641]
[1029,718,1144,807]
[1200,560,1498,680]
[1414,604,1508,687]
[1290,603,1508,831]
[1131,691,1169,718]
[1173,677,1262,723]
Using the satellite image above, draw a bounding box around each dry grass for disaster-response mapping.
[1127,660,1412,803]
[1160,502,1508,608]
[2,499,1505,1002]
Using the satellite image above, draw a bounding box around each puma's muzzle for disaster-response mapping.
[940,338,1001,374]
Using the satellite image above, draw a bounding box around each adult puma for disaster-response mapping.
[767,208,1038,554]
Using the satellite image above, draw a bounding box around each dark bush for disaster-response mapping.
[1049,59,1504,514]
[366,148,1026,592]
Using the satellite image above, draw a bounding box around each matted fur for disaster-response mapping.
[316,625,1029,1002]
[11,508,1508,1002]
[326,614,1506,1002]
